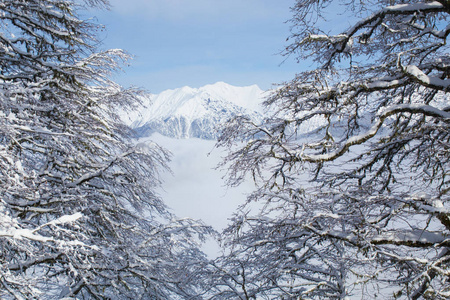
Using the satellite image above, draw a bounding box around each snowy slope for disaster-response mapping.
[120,82,267,139]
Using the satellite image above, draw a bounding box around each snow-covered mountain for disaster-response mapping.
[121,82,267,139]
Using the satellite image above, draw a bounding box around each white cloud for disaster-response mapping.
[148,134,255,231]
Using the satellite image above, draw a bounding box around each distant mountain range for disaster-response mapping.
[120,82,268,139]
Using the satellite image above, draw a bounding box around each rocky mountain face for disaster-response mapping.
[120,82,267,139]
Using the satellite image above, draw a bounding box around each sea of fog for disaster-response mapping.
[146,133,256,256]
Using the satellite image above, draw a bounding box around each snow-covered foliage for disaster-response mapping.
[214,1,450,299]
[0,1,213,298]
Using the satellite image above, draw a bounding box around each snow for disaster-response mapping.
[344,1,444,39]
[202,81,266,112]
[404,65,450,90]
[372,229,447,245]
[380,103,450,119]
[119,82,267,139]
[0,210,83,243]
[385,1,443,12]
[301,103,450,162]
[13,229,52,242]
[46,212,83,226]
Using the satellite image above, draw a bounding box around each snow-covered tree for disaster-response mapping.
[0,1,212,298]
[214,1,450,299]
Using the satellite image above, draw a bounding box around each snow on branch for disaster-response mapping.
[7,253,62,271]
[364,76,408,90]
[346,1,445,38]
[300,104,450,162]
[384,2,445,13]
[34,212,83,232]
[371,229,449,247]
[307,223,448,248]
[0,213,83,243]
[67,149,135,187]
[301,1,448,62]
[403,65,450,91]
[12,125,74,136]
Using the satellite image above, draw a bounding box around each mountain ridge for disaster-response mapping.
[120,82,268,139]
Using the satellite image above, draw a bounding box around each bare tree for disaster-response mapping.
[0,1,212,298]
[214,1,450,299]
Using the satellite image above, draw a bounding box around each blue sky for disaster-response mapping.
[91,0,300,93]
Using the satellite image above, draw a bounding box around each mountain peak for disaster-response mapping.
[121,82,267,139]
[199,82,266,112]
